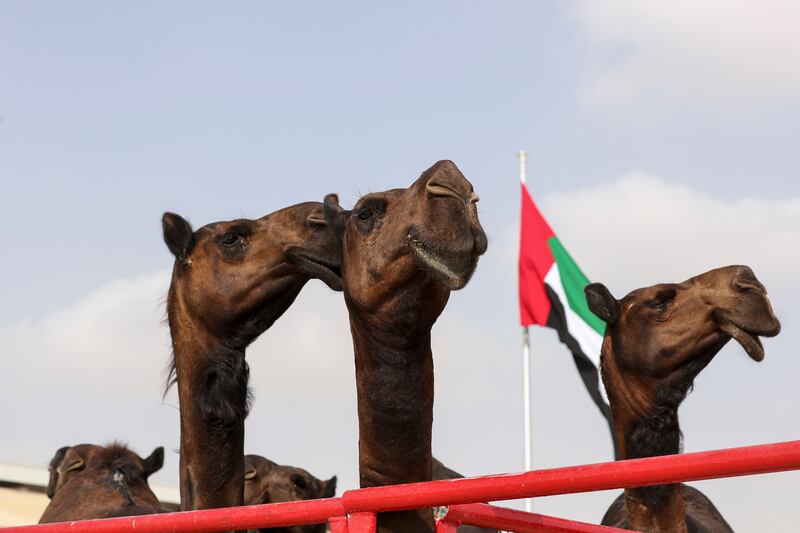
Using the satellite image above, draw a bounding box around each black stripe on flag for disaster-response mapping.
[544,283,619,458]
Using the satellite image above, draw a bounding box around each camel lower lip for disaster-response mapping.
[293,253,343,290]
[407,234,475,289]
[718,320,765,362]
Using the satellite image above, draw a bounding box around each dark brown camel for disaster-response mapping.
[585,265,780,533]
[243,454,336,533]
[39,442,165,523]
[162,203,342,512]
[324,160,487,533]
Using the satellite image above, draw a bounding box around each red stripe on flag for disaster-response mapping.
[519,183,556,326]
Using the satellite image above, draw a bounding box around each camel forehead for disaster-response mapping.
[270,201,324,220]
[68,444,102,457]
[283,465,311,477]
[270,464,317,483]
[245,455,277,473]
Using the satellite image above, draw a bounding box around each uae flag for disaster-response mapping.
[518,182,613,430]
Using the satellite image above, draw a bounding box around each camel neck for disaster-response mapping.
[343,273,449,533]
[350,321,436,532]
[167,290,249,511]
[613,403,687,533]
[606,350,690,533]
[351,319,434,488]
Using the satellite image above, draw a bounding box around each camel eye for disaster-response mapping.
[291,474,308,490]
[219,232,241,247]
[358,209,373,220]
[647,289,676,311]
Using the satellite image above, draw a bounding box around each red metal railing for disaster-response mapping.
[4,440,799,533]
[434,504,627,533]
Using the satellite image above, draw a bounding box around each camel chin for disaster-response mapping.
[407,234,479,290]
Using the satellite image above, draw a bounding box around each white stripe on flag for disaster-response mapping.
[544,265,608,404]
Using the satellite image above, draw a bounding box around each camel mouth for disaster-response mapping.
[407,233,479,290]
[290,251,343,291]
[716,315,780,362]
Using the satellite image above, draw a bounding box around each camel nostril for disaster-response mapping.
[426,180,462,201]
[307,213,327,226]
[734,281,764,294]
[733,268,765,294]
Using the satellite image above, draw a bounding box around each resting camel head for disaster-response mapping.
[162,202,342,345]
[46,443,163,499]
[586,265,780,416]
[244,455,336,533]
[323,160,487,320]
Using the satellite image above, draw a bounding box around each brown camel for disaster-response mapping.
[243,454,336,533]
[324,160,487,533]
[39,442,165,523]
[162,203,342,512]
[585,265,781,533]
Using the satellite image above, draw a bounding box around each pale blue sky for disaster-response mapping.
[1,1,799,529]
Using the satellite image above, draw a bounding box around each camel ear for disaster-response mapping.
[50,447,88,497]
[143,447,164,478]
[244,455,259,481]
[322,475,337,498]
[585,283,619,326]
[323,194,349,242]
[46,446,70,499]
[162,212,195,263]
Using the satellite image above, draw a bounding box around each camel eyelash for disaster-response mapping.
[647,289,677,308]
[354,198,386,214]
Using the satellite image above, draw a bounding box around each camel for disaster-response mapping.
[584,265,781,533]
[243,454,336,533]
[39,442,165,523]
[323,160,487,533]
[162,203,342,512]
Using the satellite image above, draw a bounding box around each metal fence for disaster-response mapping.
[4,440,799,533]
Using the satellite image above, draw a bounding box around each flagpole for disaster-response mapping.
[518,150,533,513]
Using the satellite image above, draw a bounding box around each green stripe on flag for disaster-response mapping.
[547,236,606,336]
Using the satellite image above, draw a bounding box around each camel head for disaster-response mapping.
[244,455,336,533]
[46,443,164,499]
[585,265,780,411]
[162,202,342,343]
[323,160,487,315]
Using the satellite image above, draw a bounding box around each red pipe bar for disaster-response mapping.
[342,440,800,513]
[347,512,378,533]
[435,503,630,533]
[3,440,798,532]
[329,516,350,533]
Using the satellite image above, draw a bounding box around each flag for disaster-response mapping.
[518,182,614,433]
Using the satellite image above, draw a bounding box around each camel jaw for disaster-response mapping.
[407,234,478,290]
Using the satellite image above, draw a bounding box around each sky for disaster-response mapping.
[1,1,799,530]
